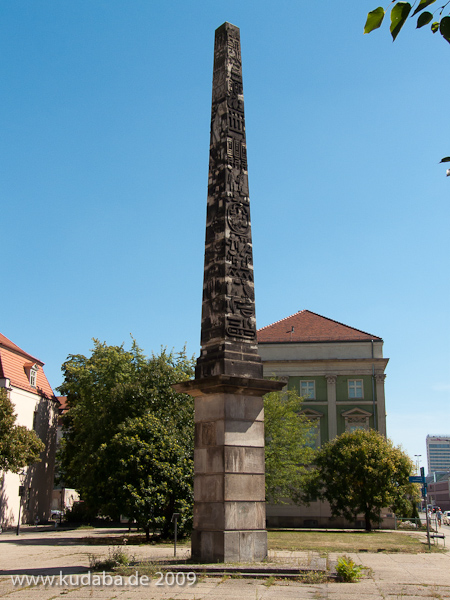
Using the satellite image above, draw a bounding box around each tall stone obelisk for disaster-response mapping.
[173,22,283,563]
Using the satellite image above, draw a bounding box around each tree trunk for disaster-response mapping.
[144,525,150,542]
[365,513,372,532]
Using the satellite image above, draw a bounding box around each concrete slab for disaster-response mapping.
[1,527,450,599]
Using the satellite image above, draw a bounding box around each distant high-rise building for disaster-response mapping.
[426,435,450,474]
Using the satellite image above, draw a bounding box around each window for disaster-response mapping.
[346,418,369,433]
[300,380,315,399]
[25,363,38,387]
[29,368,37,387]
[342,408,372,432]
[307,419,321,449]
[348,379,363,399]
[301,409,323,449]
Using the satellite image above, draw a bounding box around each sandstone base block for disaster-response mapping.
[191,529,267,563]
[174,377,283,564]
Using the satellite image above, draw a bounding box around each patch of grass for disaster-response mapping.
[267,530,440,554]
[111,561,160,578]
[83,533,190,546]
[298,571,328,584]
[89,546,133,571]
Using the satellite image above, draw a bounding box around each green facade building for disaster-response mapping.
[257,309,390,528]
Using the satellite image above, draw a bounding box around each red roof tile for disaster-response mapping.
[257,310,382,343]
[0,332,55,398]
[0,333,42,363]
[56,396,68,412]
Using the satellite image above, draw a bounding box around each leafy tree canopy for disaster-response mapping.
[264,389,316,504]
[365,0,450,43]
[58,339,195,538]
[0,388,45,473]
[98,412,193,539]
[59,340,321,534]
[305,429,413,531]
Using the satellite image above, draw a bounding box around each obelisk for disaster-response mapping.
[173,22,283,563]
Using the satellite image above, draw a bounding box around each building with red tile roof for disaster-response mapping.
[0,333,55,398]
[257,310,382,343]
[257,310,390,529]
[0,333,58,528]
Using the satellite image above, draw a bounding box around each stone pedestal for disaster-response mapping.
[174,375,283,562]
[191,529,268,563]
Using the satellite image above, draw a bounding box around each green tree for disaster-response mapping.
[365,1,450,43]
[305,429,413,531]
[264,389,316,504]
[98,412,193,540]
[58,340,195,537]
[394,481,421,518]
[0,388,45,473]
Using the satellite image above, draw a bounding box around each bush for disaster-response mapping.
[335,555,362,582]
[64,501,97,523]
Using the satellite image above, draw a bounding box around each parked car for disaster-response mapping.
[50,509,63,520]
[443,511,450,525]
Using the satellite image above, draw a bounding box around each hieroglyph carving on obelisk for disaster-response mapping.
[196,22,263,381]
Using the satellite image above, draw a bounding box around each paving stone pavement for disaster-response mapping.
[1,527,450,599]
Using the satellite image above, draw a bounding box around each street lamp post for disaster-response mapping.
[414,454,422,475]
[16,469,27,536]
[171,513,180,557]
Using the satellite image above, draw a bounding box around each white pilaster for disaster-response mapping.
[326,375,337,440]
[375,374,387,436]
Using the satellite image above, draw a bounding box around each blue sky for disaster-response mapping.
[1,1,449,470]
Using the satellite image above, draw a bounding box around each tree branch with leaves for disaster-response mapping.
[365,0,450,43]
[264,389,316,504]
[365,0,450,172]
